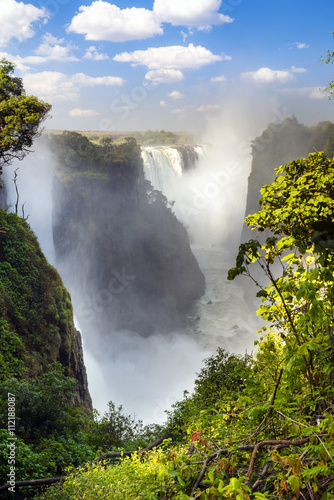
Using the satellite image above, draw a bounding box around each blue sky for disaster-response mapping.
[1,0,334,133]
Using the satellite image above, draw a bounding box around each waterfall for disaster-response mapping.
[141,143,259,355]
[141,145,207,193]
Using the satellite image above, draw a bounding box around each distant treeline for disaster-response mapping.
[44,129,195,146]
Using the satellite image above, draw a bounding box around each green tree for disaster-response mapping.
[228,151,334,403]
[0,59,51,172]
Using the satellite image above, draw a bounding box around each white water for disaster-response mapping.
[141,145,259,355]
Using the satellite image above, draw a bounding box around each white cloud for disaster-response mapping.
[278,86,327,100]
[291,66,307,73]
[72,73,124,87]
[23,72,80,101]
[83,46,109,61]
[296,42,309,49]
[34,33,79,62]
[0,0,48,46]
[145,69,185,85]
[196,104,220,111]
[210,75,226,82]
[0,34,79,68]
[168,90,185,99]
[242,67,294,84]
[160,100,167,107]
[290,42,309,49]
[69,108,100,117]
[153,0,233,28]
[23,71,125,102]
[171,107,186,117]
[68,1,163,42]
[114,44,223,70]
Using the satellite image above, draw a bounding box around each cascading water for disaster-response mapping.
[141,144,259,355]
[141,145,207,194]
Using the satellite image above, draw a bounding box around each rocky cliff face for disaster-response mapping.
[51,135,205,352]
[0,181,7,209]
[0,210,92,411]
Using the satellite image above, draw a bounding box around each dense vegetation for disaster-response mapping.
[0,211,94,494]
[45,129,194,146]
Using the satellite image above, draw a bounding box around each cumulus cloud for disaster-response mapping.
[153,0,233,28]
[23,71,125,102]
[69,108,100,117]
[83,46,109,61]
[160,100,167,107]
[168,90,185,99]
[210,75,226,82]
[0,0,48,46]
[114,43,223,70]
[23,72,79,101]
[145,69,184,85]
[68,1,163,42]
[242,67,294,84]
[196,104,220,111]
[34,33,78,62]
[0,34,79,69]
[72,73,124,87]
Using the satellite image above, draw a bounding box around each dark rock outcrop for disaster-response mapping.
[51,136,205,352]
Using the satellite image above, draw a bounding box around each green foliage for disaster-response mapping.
[95,129,194,145]
[87,402,161,453]
[46,131,141,181]
[0,365,95,487]
[36,447,189,500]
[0,209,79,379]
[0,364,80,442]
[0,59,51,172]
